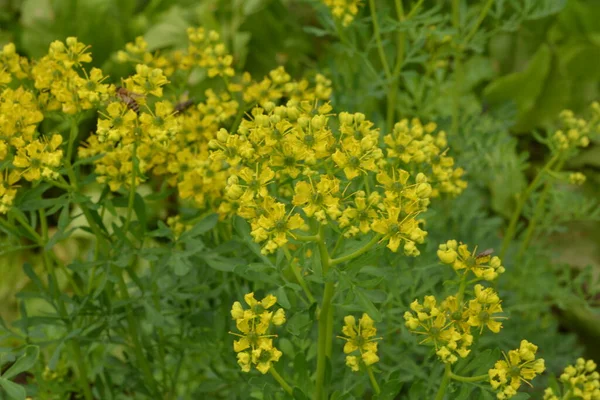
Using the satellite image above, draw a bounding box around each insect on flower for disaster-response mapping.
[174,91,194,113]
[116,86,144,113]
[476,248,494,259]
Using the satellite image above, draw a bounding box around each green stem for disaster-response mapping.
[116,269,159,395]
[284,247,315,304]
[269,367,293,396]
[366,365,381,395]
[315,281,335,400]
[369,0,392,80]
[65,119,80,188]
[293,233,320,242]
[330,234,381,266]
[449,372,488,383]
[463,0,495,45]
[500,155,559,259]
[435,364,452,400]
[456,271,468,304]
[451,0,462,135]
[124,140,138,234]
[406,0,425,19]
[386,0,406,133]
[516,159,565,262]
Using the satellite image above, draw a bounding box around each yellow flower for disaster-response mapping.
[489,340,545,399]
[125,64,169,98]
[76,67,109,105]
[97,101,138,143]
[467,285,504,334]
[338,191,381,237]
[332,136,382,180]
[251,199,305,254]
[12,135,63,181]
[292,176,342,223]
[252,343,283,374]
[438,241,505,281]
[338,314,381,372]
[371,206,426,255]
[48,37,92,67]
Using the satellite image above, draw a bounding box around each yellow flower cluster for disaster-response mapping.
[384,119,467,197]
[337,314,380,372]
[80,66,175,191]
[404,295,474,364]
[569,172,586,186]
[230,293,286,374]
[0,39,101,213]
[33,37,111,113]
[323,0,362,26]
[112,34,334,221]
[404,241,506,364]
[544,358,600,400]
[437,240,505,281]
[216,106,465,255]
[489,340,545,399]
[550,105,600,153]
[117,28,235,78]
[116,36,177,76]
[0,43,29,83]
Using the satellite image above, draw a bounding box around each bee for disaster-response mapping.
[476,248,494,259]
[174,91,194,114]
[116,86,144,113]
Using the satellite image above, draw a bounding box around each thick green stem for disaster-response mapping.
[449,372,488,383]
[269,367,293,396]
[451,0,463,135]
[435,364,452,400]
[369,0,392,80]
[500,155,559,258]
[314,281,335,400]
[386,0,406,133]
[330,234,381,266]
[366,365,381,395]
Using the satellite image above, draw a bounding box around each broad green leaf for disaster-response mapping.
[144,6,189,50]
[2,345,39,380]
[484,44,551,130]
[0,378,25,400]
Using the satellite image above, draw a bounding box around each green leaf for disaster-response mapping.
[181,213,218,239]
[133,193,147,229]
[354,288,382,322]
[144,6,190,50]
[0,378,25,400]
[484,44,552,130]
[292,387,309,400]
[376,379,403,400]
[2,345,39,380]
